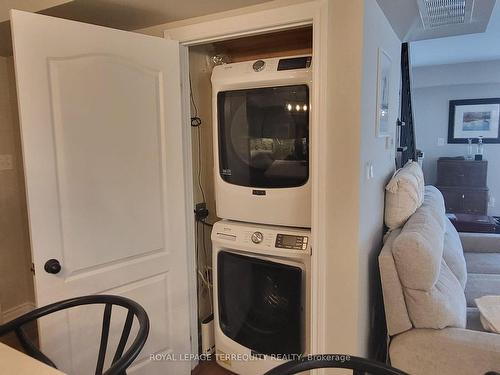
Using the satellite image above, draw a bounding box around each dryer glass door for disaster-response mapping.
[217,251,302,355]
[217,84,309,188]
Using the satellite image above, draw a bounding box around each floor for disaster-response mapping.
[2,325,234,375]
[2,325,237,375]
[0,321,39,353]
[192,360,235,375]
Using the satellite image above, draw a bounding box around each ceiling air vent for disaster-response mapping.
[417,0,474,29]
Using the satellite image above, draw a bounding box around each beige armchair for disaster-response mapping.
[379,186,500,375]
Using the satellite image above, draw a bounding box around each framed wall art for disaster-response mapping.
[376,48,392,137]
[448,98,500,143]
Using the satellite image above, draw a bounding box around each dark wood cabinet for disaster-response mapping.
[437,159,489,215]
[438,186,489,215]
[437,160,487,188]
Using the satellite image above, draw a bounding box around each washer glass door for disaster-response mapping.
[217,251,302,355]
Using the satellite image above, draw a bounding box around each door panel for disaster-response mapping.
[11,10,191,374]
[50,55,166,273]
[68,274,171,372]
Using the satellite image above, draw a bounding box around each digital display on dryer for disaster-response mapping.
[275,234,308,250]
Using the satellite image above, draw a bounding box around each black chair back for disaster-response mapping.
[0,295,149,375]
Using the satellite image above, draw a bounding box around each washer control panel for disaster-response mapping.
[251,231,264,244]
[275,234,308,250]
[252,59,266,72]
[213,220,311,256]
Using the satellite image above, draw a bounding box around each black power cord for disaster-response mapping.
[190,73,213,318]
[189,74,206,204]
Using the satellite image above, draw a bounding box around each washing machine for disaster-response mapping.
[211,220,311,375]
[212,56,312,228]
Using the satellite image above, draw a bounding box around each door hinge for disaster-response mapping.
[30,263,35,275]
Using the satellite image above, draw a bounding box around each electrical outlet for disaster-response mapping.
[0,154,13,171]
[194,202,209,221]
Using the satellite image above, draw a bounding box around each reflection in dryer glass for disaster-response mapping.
[217,85,309,188]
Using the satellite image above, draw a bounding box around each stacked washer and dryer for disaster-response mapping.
[210,55,312,374]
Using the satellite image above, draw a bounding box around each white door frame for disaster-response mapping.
[164,0,330,363]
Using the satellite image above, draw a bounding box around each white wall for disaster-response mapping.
[322,0,401,360]
[188,45,218,322]
[412,60,500,89]
[413,60,500,216]
[358,0,400,357]
[136,0,309,37]
[0,56,35,316]
[321,0,364,359]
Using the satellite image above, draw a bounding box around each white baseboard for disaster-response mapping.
[2,301,36,323]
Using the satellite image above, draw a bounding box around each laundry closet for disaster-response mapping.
[187,26,314,374]
[2,4,325,373]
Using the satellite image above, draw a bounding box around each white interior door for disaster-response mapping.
[11,10,192,374]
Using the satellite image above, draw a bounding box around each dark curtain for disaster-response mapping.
[398,42,417,167]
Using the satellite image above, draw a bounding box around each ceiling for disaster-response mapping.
[376,0,496,42]
[0,1,69,21]
[376,0,500,67]
[411,0,500,67]
[4,0,498,67]
[0,0,272,56]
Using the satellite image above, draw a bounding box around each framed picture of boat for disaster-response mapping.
[448,98,500,143]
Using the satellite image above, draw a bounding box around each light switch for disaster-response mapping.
[385,136,394,150]
[437,138,445,146]
[365,162,374,180]
[0,155,13,171]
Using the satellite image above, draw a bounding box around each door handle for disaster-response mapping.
[44,259,61,274]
